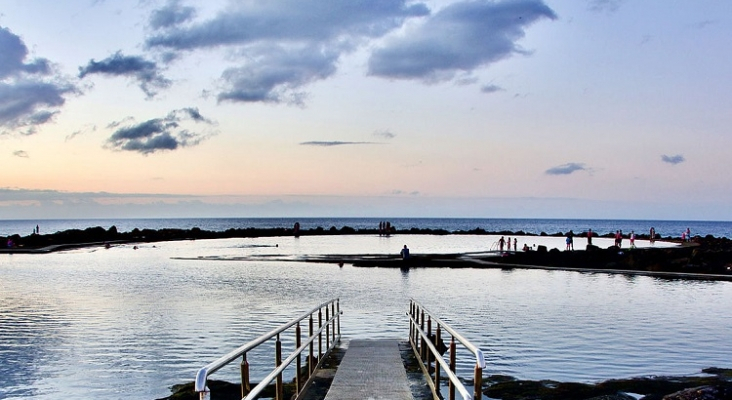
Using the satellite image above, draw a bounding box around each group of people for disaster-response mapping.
[681,227,691,242]
[497,236,517,252]
[378,221,395,236]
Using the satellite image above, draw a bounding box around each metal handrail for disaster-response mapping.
[409,299,486,400]
[195,298,341,400]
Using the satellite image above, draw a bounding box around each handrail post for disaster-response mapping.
[336,299,341,338]
[296,322,302,393]
[409,301,414,342]
[474,361,483,400]
[326,305,331,349]
[276,333,283,400]
[420,309,425,359]
[309,314,315,375]
[240,353,250,399]
[426,316,432,366]
[318,307,323,361]
[434,325,442,392]
[449,336,456,400]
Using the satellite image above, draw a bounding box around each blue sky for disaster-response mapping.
[1,0,730,220]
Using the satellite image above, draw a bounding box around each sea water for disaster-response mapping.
[1,217,731,238]
[1,234,731,400]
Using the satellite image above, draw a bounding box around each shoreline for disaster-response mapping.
[2,225,732,280]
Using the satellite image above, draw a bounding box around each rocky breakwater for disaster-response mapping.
[491,235,732,279]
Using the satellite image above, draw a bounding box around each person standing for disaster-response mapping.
[686,227,691,242]
[629,231,636,248]
[513,238,517,251]
[498,236,505,252]
[650,227,655,244]
[587,229,593,246]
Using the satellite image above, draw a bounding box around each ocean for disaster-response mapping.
[2,217,731,238]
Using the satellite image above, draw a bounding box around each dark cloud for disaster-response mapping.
[661,154,685,165]
[368,0,556,82]
[300,141,376,147]
[149,0,196,29]
[106,108,217,154]
[0,26,51,79]
[12,150,29,158]
[481,84,504,93]
[545,163,587,175]
[587,0,624,13]
[0,80,76,135]
[145,0,429,50]
[78,51,171,98]
[145,0,428,104]
[217,44,339,104]
[0,27,75,135]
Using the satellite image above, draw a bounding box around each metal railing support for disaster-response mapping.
[326,306,331,349]
[240,353,250,399]
[296,322,302,393]
[194,299,341,400]
[434,325,442,390]
[449,337,456,400]
[275,334,283,400]
[408,299,485,400]
[309,314,315,375]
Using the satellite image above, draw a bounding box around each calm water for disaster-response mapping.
[1,234,731,399]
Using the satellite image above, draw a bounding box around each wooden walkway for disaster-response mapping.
[324,339,413,400]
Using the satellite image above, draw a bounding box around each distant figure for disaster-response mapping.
[513,238,517,252]
[498,236,505,252]
[565,230,574,251]
[681,231,686,242]
[629,231,636,248]
[686,227,691,242]
[522,243,529,252]
[650,227,656,244]
[294,222,300,237]
[507,237,511,252]
[400,245,410,260]
[36,224,39,235]
[385,221,391,237]
[618,230,623,247]
[587,229,593,245]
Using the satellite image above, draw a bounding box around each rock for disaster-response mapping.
[662,385,732,400]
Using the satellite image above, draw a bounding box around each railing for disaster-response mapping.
[195,298,341,400]
[408,299,486,400]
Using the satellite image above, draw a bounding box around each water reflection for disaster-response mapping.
[0,237,730,399]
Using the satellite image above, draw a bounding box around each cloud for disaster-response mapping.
[0,26,76,135]
[587,0,624,13]
[300,141,376,147]
[0,80,76,135]
[367,0,557,82]
[481,84,504,93]
[78,51,171,98]
[661,154,685,165]
[0,26,51,79]
[145,0,429,104]
[12,150,29,158]
[217,43,339,104]
[106,107,217,154]
[545,163,587,175]
[373,130,396,139]
[149,0,196,29]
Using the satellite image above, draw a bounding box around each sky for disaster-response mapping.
[0,0,731,221]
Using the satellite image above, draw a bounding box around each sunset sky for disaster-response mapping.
[1,0,730,220]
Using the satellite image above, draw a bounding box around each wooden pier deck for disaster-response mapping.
[323,339,414,400]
